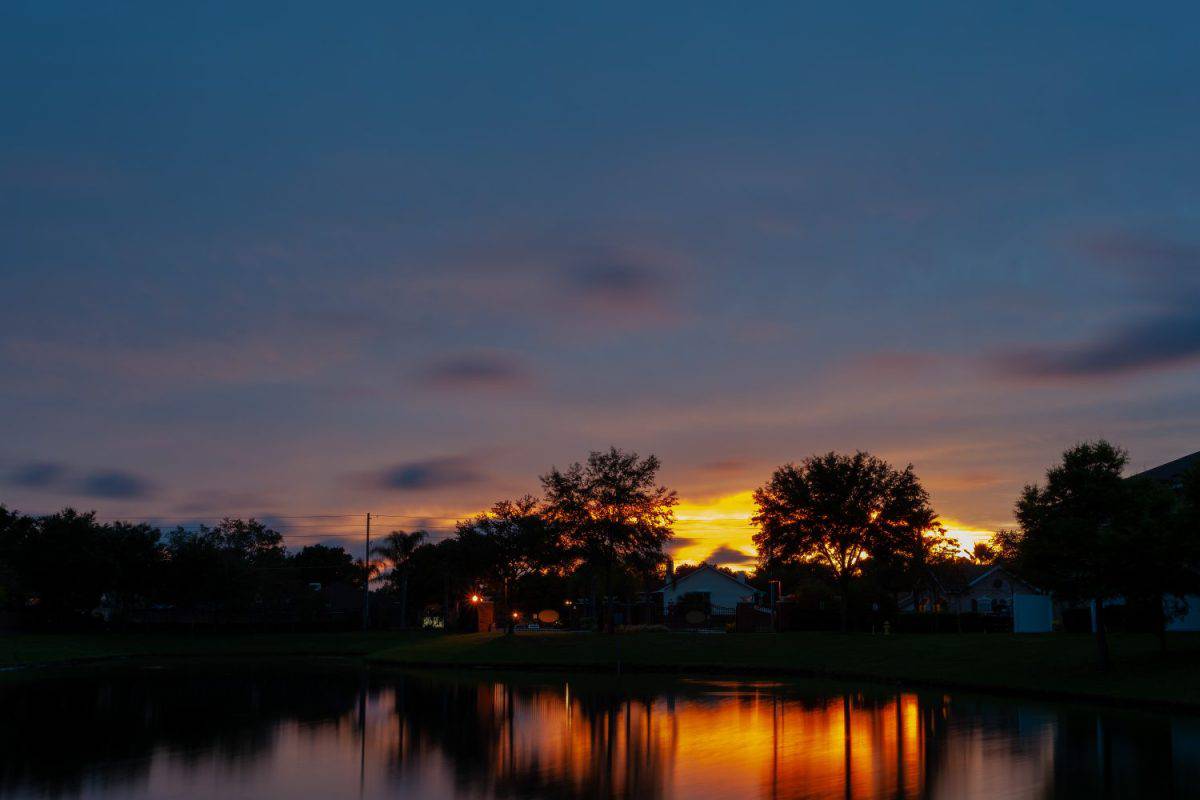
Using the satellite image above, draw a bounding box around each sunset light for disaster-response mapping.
[670,491,760,568]
[4,5,1198,797]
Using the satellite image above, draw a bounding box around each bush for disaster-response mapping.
[616,624,669,634]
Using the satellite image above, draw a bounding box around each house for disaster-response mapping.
[659,563,762,616]
[899,563,1040,616]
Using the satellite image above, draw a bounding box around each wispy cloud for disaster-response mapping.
[5,462,156,500]
[78,471,154,499]
[366,456,486,491]
[701,544,757,567]
[994,231,1200,380]
[565,260,666,307]
[417,352,532,391]
[7,462,67,489]
[993,309,1200,380]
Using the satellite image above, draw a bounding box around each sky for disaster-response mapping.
[3,2,1199,567]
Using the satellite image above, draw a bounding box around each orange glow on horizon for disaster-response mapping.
[669,491,1001,568]
[361,491,1001,572]
[671,491,759,569]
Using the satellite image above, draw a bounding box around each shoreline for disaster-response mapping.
[377,657,1200,714]
[4,630,1200,713]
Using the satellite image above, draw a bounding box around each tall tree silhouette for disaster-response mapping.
[1006,441,1128,668]
[372,529,427,629]
[753,451,941,631]
[541,448,676,632]
[1005,441,1200,665]
[456,496,557,632]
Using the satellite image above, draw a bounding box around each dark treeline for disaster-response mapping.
[2,443,1197,644]
[374,447,676,632]
[0,448,677,632]
[0,508,362,627]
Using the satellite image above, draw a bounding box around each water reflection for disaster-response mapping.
[1,663,1197,799]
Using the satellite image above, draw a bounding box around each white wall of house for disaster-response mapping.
[951,568,1039,615]
[661,566,759,614]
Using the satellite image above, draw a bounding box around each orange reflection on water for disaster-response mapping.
[382,679,1054,800]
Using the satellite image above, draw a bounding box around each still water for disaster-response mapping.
[1,662,1197,799]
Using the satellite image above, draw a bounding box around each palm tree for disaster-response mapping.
[371,529,427,629]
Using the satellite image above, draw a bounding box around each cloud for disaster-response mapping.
[993,309,1200,380]
[418,352,532,391]
[5,462,155,499]
[992,232,1200,381]
[702,545,757,567]
[77,470,155,499]
[368,456,485,491]
[566,261,665,306]
[667,536,701,551]
[8,462,67,489]
[556,252,679,327]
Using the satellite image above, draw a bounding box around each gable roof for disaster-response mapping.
[1131,450,1200,487]
[659,562,754,593]
[929,562,1035,593]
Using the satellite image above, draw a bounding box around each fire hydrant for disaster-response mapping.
[883,621,891,636]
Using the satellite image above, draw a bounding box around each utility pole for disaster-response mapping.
[362,512,371,631]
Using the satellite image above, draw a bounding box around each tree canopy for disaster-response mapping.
[1002,441,1200,664]
[541,447,677,630]
[753,451,945,629]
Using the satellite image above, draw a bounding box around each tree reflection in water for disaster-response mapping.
[0,664,1197,799]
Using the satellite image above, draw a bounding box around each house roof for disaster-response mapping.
[659,562,753,593]
[1131,450,1200,486]
[930,562,1026,593]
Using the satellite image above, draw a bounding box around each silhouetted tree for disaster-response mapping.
[163,518,286,617]
[372,530,427,629]
[541,448,677,632]
[456,496,558,632]
[0,506,41,610]
[0,508,165,620]
[1005,441,1132,668]
[753,451,942,631]
[971,541,998,565]
[1111,470,1200,653]
[291,543,360,588]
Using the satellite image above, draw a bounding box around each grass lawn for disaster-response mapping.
[4,629,1200,708]
[0,631,429,669]
[372,630,1200,708]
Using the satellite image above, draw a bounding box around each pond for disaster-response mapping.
[1,662,1196,799]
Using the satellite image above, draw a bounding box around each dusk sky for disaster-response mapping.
[3,2,1199,567]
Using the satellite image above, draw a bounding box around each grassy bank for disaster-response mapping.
[372,631,1200,708]
[5,630,1200,709]
[0,631,427,669]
